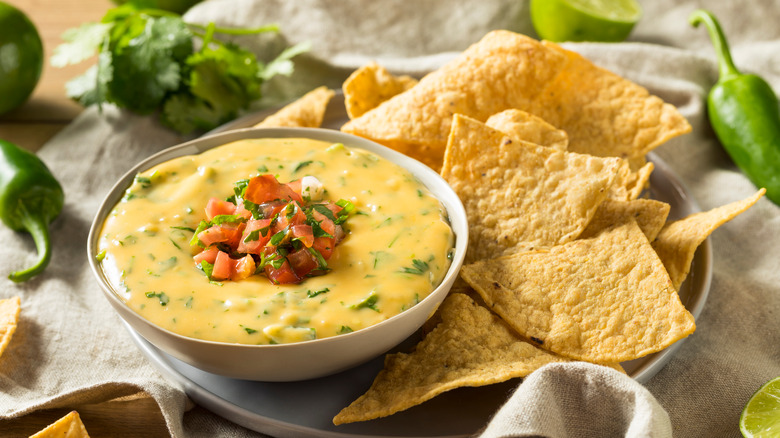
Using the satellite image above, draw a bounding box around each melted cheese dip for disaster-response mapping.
[98,138,454,345]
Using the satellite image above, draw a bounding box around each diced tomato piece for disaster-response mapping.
[324,203,343,217]
[193,246,220,265]
[287,247,319,278]
[230,255,256,281]
[234,202,253,220]
[286,178,302,197]
[197,224,245,251]
[237,219,272,254]
[264,259,300,284]
[205,198,237,220]
[245,175,303,205]
[197,226,227,247]
[273,202,307,233]
[253,200,285,219]
[212,250,232,280]
[291,224,314,248]
[312,236,334,260]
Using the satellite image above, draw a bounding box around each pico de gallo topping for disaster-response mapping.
[189,174,354,284]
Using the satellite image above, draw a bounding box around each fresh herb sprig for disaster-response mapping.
[52,0,308,134]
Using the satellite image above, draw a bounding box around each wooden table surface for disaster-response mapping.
[2,0,173,436]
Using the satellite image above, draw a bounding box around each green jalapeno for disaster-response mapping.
[690,9,780,204]
[0,139,64,282]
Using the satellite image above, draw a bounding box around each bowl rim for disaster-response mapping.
[87,126,469,352]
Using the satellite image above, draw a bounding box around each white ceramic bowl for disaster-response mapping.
[87,127,468,382]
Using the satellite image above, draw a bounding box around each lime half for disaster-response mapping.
[741,377,780,438]
[530,0,642,43]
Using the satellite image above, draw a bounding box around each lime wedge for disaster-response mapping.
[530,0,642,43]
[741,377,780,438]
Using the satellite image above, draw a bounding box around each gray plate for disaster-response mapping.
[125,94,712,438]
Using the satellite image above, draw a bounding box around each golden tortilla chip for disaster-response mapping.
[531,41,691,162]
[342,31,689,170]
[342,30,569,170]
[653,189,765,290]
[333,293,575,425]
[579,198,670,241]
[441,114,622,263]
[609,161,654,201]
[460,220,696,363]
[343,62,418,119]
[0,296,20,359]
[255,86,335,128]
[485,109,568,151]
[30,411,90,438]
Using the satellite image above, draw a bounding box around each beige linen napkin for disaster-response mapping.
[1,1,779,437]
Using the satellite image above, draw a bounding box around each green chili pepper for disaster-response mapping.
[0,139,64,282]
[690,9,780,204]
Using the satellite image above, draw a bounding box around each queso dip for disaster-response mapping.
[97,138,454,345]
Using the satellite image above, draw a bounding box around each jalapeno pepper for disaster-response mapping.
[0,139,64,282]
[690,9,780,205]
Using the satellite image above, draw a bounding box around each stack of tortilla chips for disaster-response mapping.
[255,30,764,425]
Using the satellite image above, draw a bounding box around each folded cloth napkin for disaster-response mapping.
[479,363,672,438]
[2,0,779,437]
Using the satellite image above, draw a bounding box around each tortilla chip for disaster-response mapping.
[653,189,765,290]
[30,411,90,438]
[0,296,20,359]
[579,198,670,241]
[531,41,691,162]
[609,161,654,201]
[333,293,575,425]
[441,114,622,263]
[485,109,568,151]
[460,220,696,363]
[255,86,335,128]
[343,62,418,119]
[341,31,689,170]
[342,30,569,170]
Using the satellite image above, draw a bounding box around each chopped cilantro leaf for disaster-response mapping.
[307,287,330,298]
[293,160,313,173]
[145,291,170,306]
[243,229,261,243]
[269,230,286,246]
[400,259,429,275]
[351,292,380,312]
[210,214,247,225]
[189,220,209,247]
[199,260,214,278]
[308,247,329,270]
[311,204,337,222]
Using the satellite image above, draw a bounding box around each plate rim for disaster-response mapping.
[125,92,712,436]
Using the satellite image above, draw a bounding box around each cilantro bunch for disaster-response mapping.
[52,1,308,134]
